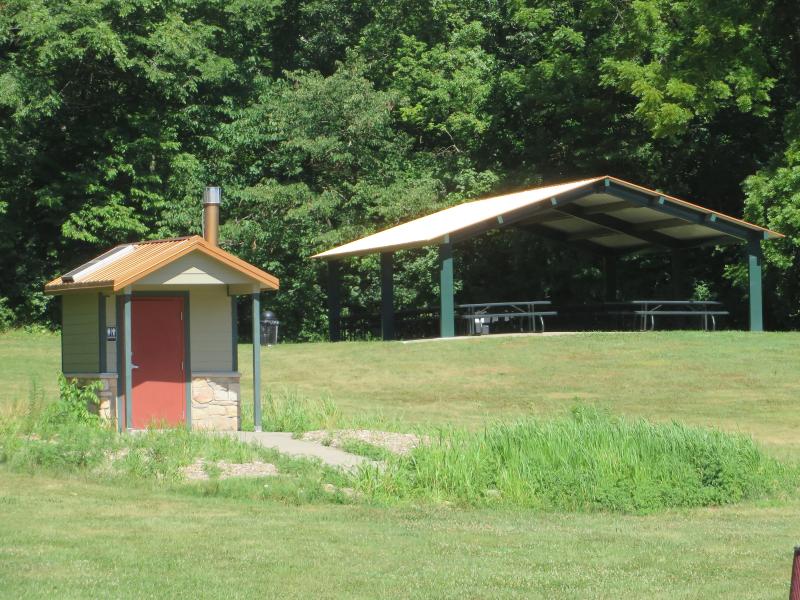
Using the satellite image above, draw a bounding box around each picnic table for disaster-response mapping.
[457,301,557,335]
[631,300,729,331]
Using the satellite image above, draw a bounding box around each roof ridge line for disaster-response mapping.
[135,235,199,245]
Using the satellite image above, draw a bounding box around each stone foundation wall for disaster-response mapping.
[63,373,118,423]
[191,372,240,431]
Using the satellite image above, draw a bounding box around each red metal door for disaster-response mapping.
[131,297,185,428]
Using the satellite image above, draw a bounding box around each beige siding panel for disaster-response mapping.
[62,293,100,373]
[189,287,233,372]
[105,295,117,373]
[138,251,255,286]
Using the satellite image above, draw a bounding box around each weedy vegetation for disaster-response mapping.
[1,376,794,514]
[259,388,340,434]
[355,407,796,512]
[2,332,800,598]
[0,378,353,505]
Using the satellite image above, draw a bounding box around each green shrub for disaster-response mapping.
[355,407,797,512]
[0,298,14,332]
[38,375,102,430]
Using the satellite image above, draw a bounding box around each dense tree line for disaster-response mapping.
[1,0,798,337]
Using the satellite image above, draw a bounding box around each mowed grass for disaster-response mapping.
[1,470,799,599]
[239,331,800,453]
[2,329,800,598]
[5,330,800,451]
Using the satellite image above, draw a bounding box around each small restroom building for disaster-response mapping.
[45,188,278,431]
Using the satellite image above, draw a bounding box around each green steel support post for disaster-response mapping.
[252,291,262,431]
[439,240,455,338]
[122,289,132,431]
[327,261,341,342]
[747,238,764,332]
[603,255,617,301]
[380,252,395,341]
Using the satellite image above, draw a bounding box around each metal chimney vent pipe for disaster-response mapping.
[203,186,221,246]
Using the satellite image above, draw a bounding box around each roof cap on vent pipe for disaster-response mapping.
[203,186,221,246]
[203,186,221,205]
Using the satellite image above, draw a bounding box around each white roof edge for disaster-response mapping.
[65,244,136,282]
[314,178,602,259]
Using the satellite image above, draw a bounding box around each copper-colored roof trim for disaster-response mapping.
[605,176,784,238]
[45,236,279,294]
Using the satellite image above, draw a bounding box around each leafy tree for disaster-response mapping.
[0,0,798,335]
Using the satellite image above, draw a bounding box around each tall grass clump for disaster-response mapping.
[356,407,796,512]
[0,376,115,472]
[260,389,340,433]
[0,381,352,504]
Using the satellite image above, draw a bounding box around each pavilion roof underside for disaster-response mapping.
[313,176,782,260]
[517,192,736,252]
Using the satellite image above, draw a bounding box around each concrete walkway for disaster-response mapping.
[225,431,376,472]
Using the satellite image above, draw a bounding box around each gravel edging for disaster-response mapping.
[302,429,427,456]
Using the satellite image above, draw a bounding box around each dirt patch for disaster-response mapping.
[181,459,278,481]
[302,429,427,456]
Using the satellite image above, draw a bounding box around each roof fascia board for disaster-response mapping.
[44,283,115,295]
[200,243,280,288]
[604,179,756,241]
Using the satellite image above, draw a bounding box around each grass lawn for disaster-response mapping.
[5,330,800,449]
[1,329,799,597]
[242,331,800,452]
[1,470,798,599]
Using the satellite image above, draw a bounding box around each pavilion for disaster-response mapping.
[313,176,782,339]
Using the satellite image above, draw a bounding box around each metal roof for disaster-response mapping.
[45,235,279,293]
[313,176,782,259]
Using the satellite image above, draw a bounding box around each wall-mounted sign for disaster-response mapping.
[106,326,117,342]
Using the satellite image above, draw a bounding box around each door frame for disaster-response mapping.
[117,291,191,430]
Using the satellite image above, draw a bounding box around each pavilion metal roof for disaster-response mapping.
[45,235,279,293]
[313,176,782,260]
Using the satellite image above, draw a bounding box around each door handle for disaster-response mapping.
[131,363,140,370]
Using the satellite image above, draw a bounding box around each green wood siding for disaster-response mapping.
[62,293,100,373]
